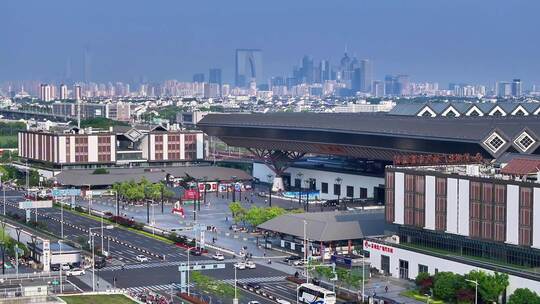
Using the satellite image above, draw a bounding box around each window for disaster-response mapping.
[514,132,536,152]
[483,132,506,153]
[418,264,429,274]
[360,187,368,199]
[346,186,354,198]
[333,184,341,196]
[321,182,328,194]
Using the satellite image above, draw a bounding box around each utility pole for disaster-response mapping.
[267,174,273,207]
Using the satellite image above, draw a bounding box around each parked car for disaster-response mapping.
[245,261,256,269]
[234,262,246,270]
[246,282,261,290]
[61,264,71,271]
[212,253,225,261]
[66,268,85,276]
[136,255,149,262]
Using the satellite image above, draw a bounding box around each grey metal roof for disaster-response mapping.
[200,112,540,143]
[257,210,392,242]
[55,166,252,187]
[388,101,540,117]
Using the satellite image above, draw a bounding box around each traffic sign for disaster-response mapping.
[52,189,81,197]
[19,200,53,209]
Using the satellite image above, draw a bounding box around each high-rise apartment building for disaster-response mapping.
[74,85,82,100]
[235,49,262,88]
[512,79,522,97]
[385,75,410,96]
[360,59,373,93]
[320,60,331,82]
[301,55,314,84]
[60,84,69,100]
[40,84,53,101]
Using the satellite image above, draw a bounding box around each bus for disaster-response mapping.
[298,283,336,304]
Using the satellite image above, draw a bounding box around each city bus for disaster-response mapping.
[297,283,336,304]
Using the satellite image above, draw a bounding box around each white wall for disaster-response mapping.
[534,188,540,249]
[425,175,436,230]
[252,163,384,200]
[162,134,169,160]
[196,133,204,159]
[446,178,458,234]
[365,241,540,297]
[506,185,519,245]
[149,134,155,161]
[58,136,66,163]
[180,134,185,160]
[87,135,98,162]
[458,179,470,236]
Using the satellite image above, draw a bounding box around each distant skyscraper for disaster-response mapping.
[193,73,205,83]
[372,80,385,97]
[60,84,68,100]
[511,79,522,97]
[83,47,91,82]
[396,74,410,96]
[235,49,262,88]
[221,84,230,97]
[497,81,512,97]
[301,55,314,84]
[385,74,409,96]
[360,59,373,93]
[320,60,331,82]
[209,68,222,86]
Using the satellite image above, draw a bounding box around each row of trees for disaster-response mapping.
[310,260,363,289]
[0,226,29,257]
[0,164,39,186]
[112,178,174,202]
[190,271,236,299]
[228,202,302,227]
[416,270,509,303]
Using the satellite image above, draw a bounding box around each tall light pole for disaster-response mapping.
[266,174,273,207]
[233,259,238,304]
[0,172,5,216]
[304,179,311,212]
[186,246,196,296]
[465,279,478,304]
[335,177,342,210]
[58,240,64,293]
[303,219,309,283]
[297,172,303,206]
[89,225,114,292]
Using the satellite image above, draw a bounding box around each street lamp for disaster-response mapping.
[304,179,312,212]
[202,176,208,206]
[233,258,239,304]
[0,241,4,275]
[335,177,342,209]
[58,240,64,293]
[266,174,273,207]
[296,172,304,206]
[186,246,197,296]
[0,172,5,216]
[89,225,114,292]
[231,176,237,202]
[465,279,478,304]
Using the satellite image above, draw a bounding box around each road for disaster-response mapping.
[0,190,315,304]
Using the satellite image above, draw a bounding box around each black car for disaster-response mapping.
[283,255,301,263]
[246,282,261,290]
[50,264,60,271]
[311,278,321,286]
[191,249,203,256]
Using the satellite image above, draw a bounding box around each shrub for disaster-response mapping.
[433,272,463,302]
[92,168,109,174]
[509,288,540,304]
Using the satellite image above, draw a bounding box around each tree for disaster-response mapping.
[508,288,540,304]
[433,272,463,302]
[245,206,266,227]
[467,270,509,303]
[228,202,244,218]
[415,272,434,294]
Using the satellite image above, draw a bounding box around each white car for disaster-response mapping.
[277,300,291,304]
[66,268,85,276]
[248,302,260,304]
[234,262,246,270]
[61,264,71,271]
[136,255,149,262]
[245,261,256,269]
[292,260,304,266]
[212,253,225,261]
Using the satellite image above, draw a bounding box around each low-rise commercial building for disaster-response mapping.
[365,160,540,297]
[18,124,205,168]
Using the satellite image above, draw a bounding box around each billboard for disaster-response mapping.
[19,200,53,209]
[51,188,81,197]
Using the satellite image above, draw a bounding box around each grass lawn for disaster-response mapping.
[60,294,136,304]
[400,290,446,304]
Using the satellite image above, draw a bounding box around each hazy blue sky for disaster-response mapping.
[2,0,539,86]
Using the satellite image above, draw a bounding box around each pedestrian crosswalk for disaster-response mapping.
[126,283,185,293]
[103,258,236,271]
[223,275,285,284]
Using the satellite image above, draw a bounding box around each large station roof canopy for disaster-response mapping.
[199,112,540,160]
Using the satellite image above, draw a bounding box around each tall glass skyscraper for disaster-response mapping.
[235,49,262,88]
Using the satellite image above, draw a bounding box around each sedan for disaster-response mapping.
[212,253,225,261]
[246,282,261,290]
[136,255,149,262]
[234,262,246,270]
[245,261,256,269]
[66,268,85,276]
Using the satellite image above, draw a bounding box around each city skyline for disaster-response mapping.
[1,0,539,86]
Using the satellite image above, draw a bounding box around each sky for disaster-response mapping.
[1,0,539,87]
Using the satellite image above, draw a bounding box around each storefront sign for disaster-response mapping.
[364,240,394,254]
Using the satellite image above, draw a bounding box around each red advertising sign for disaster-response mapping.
[364,240,394,254]
[183,189,200,200]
